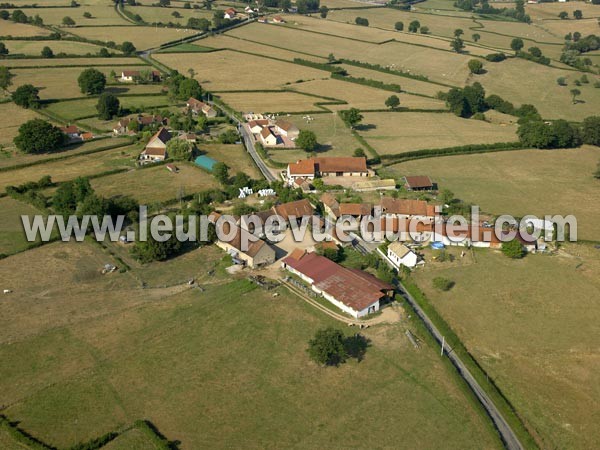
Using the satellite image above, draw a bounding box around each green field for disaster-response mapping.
[198,143,261,179]
[46,95,172,120]
[2,40,119,57]
[0,241,502,449]
[0,197,46,256]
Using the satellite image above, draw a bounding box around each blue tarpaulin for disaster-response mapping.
[431,242,445,249]
[194,155,217,172]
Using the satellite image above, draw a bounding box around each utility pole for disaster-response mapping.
[441,336,445,356]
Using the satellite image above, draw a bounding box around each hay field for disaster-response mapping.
[198,143,261,178]
[68,25,199,49]
[135,5,213,23]
[154,50,328,91]
[0,144,140,191]
[0,197,45,256]
[3,40,114,56]
[91,164,219,203]
[46,95,171,120]
[291,79,446,110]
[216,91,324,114]
[0,102,43,150]
[0,242,501,449]
[478,58,600,121]
[200,34,327,62]
[358,111,518,154]
[23,5,127,26]
[10,66,155,99]
[388,145,600,240]
[412,245,600,449]
[0,21,52,38]
[538,18,600,39]
[526,2,600,21]
[2,57,141,68]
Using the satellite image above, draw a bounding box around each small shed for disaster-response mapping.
[194,155,218,172]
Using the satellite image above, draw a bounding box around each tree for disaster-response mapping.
[355,17,369,26]
[385,94,400,109]
[0,42,7,57]
[582,116,600,146]
[307,327,347,366]
[570,88,581,103]
[96,93,120,120]
[296,130,318,151]
[62,16,75,26]
[172,11,181,18]
[327,53,336,63]
[78,68,106,95]
[0,66,11,90]
[573,9,583,20]
[394,21,404,31]
[339,108,363,128]
[11,10,28,23]
[0,10,9,20]
[121,41,136,55]
[454,28,463,37]
[472,33,480,42]
[558,11,568,20]
[158,0,171,6]
[450,37,465,53]
[468,59,483,74]
[177,78,202,100]
[166,139,192,161]
[433,277,454,291]
[212,162,229,184]
[41,46,54,58]
[131,234,182,263]
[83,11,92,18]
[420,26,429,34]
[528,46,542,58]
[510,37,524,52]
[353,147,365,157]
[53,177,94,215]
[183,1,191,8]
[556,77,567,86]
[14,119,66,154]
[218,129,238,144]
[319,5,328,18]
[502,239,525,259]
[572,31,581,42]
[187,17,210,31]
[408,20,420,33]
[99,47,110,57]
[12,84,40,109]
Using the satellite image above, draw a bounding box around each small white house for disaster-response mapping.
[260,127,278,146]
[387,242,418,269]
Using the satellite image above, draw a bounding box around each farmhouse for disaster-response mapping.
[224,8,237,19]
[275,120,299,139]
[120,70,161,83]
[248,119,270,134]
[379,197,438,220]
[320,193,340,218]
[387,242,418,269]
[286,157,369,183]
[339,203,372,220]
[260,127,279,146]
[140,127,171,162]
[113,115,168,135]
[272,16,286,23]
[282,249,394,318]
[404,175,434,191]
[59,125,81,140]
[186,97,217,118]
[210,213,276,268]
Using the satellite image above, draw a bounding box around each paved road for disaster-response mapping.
[236,122,278,182]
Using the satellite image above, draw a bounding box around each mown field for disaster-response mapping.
[198,143,261,179]
[0,240,502,449]
[358,111,518,154]
[46,94,171,120]
[68,25,201,49]
[9,66,157,99]
[21,5,127,26]
[2,40,117,56]
[155,50,328,91]
[0,144,140,191]
[0,21,52,37]
[0,102,43,150]
[216,90,324,114]
[134,5,213,23]
[387,145,600,240]
[91,163,219,203]
[412,245,600,450]
[1,57,145,68]
[0,197,46,256]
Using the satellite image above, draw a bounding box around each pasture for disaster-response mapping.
[0,197,46,256]
[538,17,600,39]
[0,241,502,449]
[526,2,600,21]
[9,66,155,99]
[0,144,140,191]
[0,21,52,38]
[0,102,43,150]
[411,245,600,450]
[21,5,127,26]
[154,50,328,91]
[387,145,600,240]
[1,57,143,68]
[91,163,219,203]
[68,25,201,50]
[46,95,171,120]
[216,91,325,114]
[198,143,260,179]
[2,40,115,56]
[134,5,213,23]
[357,111,518,154]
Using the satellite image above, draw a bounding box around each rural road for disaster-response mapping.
[234,119,278,182]
[397,281,525,450]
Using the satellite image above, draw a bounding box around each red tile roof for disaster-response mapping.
[380,197,437,217]
[404,175,433,189]
[60,125,79,134]
[339,203,372,217]
[274,199,313,220]
[288,157,368,176]
[142,147,167,157]
[288,159,316,176]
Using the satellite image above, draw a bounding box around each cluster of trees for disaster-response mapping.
[78,68,106,95]
[14,119,66,153]
[510,39,550,65]
[97,93,120,119]
[12,84,40,108]
[454,0,530,23]
[0,42,8,57]
[485,52,506,62]
[518,116,600,149]
[561,34,599,69]
[296,0,320,14]
[355,17,369,26]
[0,66,10,90]
[339,108,363,128]
[165,70,202,101]
[307,327,369,366]
[2,8,45,26]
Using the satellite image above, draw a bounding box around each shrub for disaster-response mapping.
[433,277,455,291]
[485,53,506,62]
[502,239,525,259]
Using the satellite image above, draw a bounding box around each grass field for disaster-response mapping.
[68,25,201,50]
[526,2,600,21]
[1,57,144,68]
[216,90,326,114]
[0,197,46,256]
[0,102,43,150]
[357,111,518,154]
[198,143,261,179]
[0,21,52,38]
[387,145,600,240]
[538,17,600,40]
[2,40,118,57]
[9,66,155,99]
[290,78,446,110]
[91,163,219,203]
[134,5,213,23]
[0,144,140,191]
[0,240,502,449]
[46,95,171,120]
[23,5,127,26]
[411,245,600,449]
[155,50,328,91]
